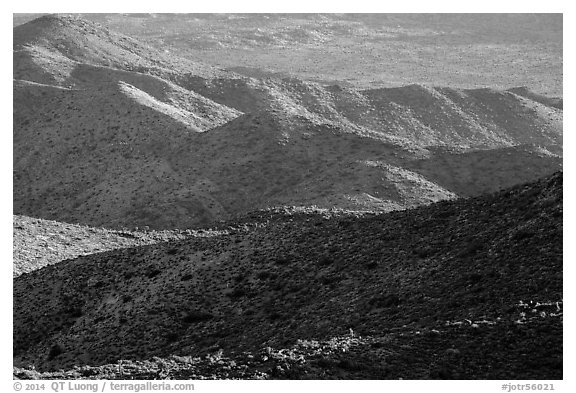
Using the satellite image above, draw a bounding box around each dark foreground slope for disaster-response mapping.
[14,173,562,379]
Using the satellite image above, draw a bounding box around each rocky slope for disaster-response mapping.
[13,172,562,378]
[13,215,195,277]
[13,15,563,230]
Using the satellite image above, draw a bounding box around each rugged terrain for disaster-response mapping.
[13,172,563,379]
[13,215,215,277]
[13,14,563,380]
[13,15,562,230]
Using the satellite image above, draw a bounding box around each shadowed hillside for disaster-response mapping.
[13,173,562,378]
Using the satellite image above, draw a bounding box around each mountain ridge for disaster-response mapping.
[13,14,562,230]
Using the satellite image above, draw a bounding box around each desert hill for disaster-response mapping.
[13,172,562,378]
[13,15,563,229]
